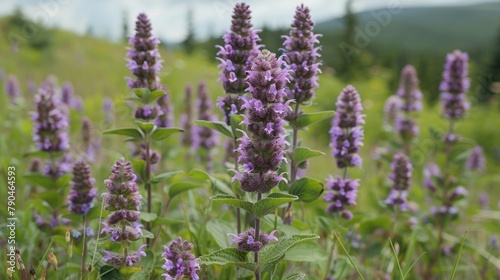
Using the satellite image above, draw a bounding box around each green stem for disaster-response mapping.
[254,192,263,280]
[284,102,300,224]
[145,140,152,245]
[81,215,88,278]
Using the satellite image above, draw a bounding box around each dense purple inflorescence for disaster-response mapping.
[68,160,96,215]
[384,152,413,211]
[5,74,21,104]
[217,2,262,123]
[282,4,321,105]
[101,158,145,266]
[61,81,74,106]
[103,98,114,123]
[324,177,359,219]
[161,237,200,280]
[440,50,470,120]
[466,145,486,172]
[233,50,290,193]
[329,85,364,168]
[396,65,422,112]
[126,13,162,91]
[228,228,278,252]
[32,87,70,153]
[383,95,402,130]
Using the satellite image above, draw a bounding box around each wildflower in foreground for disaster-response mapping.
[233,50,290,193]
[162,237,200,280]
[101,158,145,266]
[67,160,96,215]
[228,228,278,252]
[217,2,261,123]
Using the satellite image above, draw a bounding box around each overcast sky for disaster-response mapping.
[0,0,489,43]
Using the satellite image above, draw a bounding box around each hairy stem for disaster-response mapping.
[81,215,88,277]
[254,192,263,280]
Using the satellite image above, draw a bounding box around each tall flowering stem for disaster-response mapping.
[282,4,321,224]
[67,160,96,274]
[193,81,219,172]
[324,85,364,220]
[101,158,146,267]
[126,13,164,235]
[216,2,261,124]
[233,50,289,280]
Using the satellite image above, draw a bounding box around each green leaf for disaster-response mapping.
[169,182,202,199]
[296,111,335,129]
[149,90,166,103]
[259,234,319,269]
[56,174,72,189]
[100,265,124,280]
[36,190,65,208]
[140,212,157,222]
[289,177,324,203]
[124,97,144,104]
[293,147,325,165]
[129,249,155,280]
[103,128,143,140]
[131,160,146,182]
[24,174,55,189]
[194,120,233,138]
[206,220,235,248]
[285,274,306,280]
[152,217,185,228]
[133,88,149,99]
[151,127,184,141]
[210,194,253,214]
[135,121,156,135]
[230,114,245,138]
[149,171,184,184]
[253,193,298,218]
[141,229,154,239]
[199,248,253,271]
[284,242,328,262]
[358,216,393,234]
[188,169,233,195]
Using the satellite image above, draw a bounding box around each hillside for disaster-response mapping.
[316,1,500,52]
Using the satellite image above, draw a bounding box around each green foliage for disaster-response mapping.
[195,120,233,138]
[296,111,335,129]
[211,193,298,219]
[288,177,324,203]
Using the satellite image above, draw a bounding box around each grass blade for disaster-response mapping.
[334,232,364,280]
[449,230,467,280]
[388,237,405,280]
[403,252,426,279]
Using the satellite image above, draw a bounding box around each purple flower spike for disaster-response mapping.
[126,13,162,91]
[5,74,21,104]
[395,115,419,141]
[217,2,262,123]
[423,162,441,192]
[155,86,174,128]
[440,50,470,120]
[385,152,413,211]
[103,98,114,123]
[282,4,322,104]
[161,237,200,280]
[383,95,402,130]
[228,228,279,252]
[396,65,422,112]
[234,50,290,193]
[323,177,359,219]
[180,84,194,147]
[329,85,365,168]
[101,158,145,266]
[466,145,485,172]
[61,81,74,106]
[32,87,70,152]
[68,160,96,215]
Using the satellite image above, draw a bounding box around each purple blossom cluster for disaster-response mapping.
[5,74,21,104]
[193,81,219,150]
[43,153,73,179]
[423,162,441,192]
[32,87,70,153]
[126,13,162,91]
[233,50,290,193]
[103,98,114,123]
[324,177,359,219]
[155,87,174,128]
[384,153,413,211]
[440,50,470,120]
[228,228,278,252]
[217,2,262,123]
[67,160,96,215]
[61,81,74,106]
[466,145,486,172]
[325,85,364,219]
[161,237,200,280]
[329,85,364,168]
[282,4,321,105]
[396,65,422,112]
[101,158,146,266]
[81,117,99,162]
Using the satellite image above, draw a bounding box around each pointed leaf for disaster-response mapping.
[131,160,146,182]
[289,177,324,203]
[169,181,203,199]
[24,174,55,189]
[194,120,232,138]
[285,274,306,280]
[230,114,245,138]
[104,128,144,140]
[293,147,325,165]
[296,111,335,129]
[148,90,166,103]
[259,234,319,269]
[149,171,184,184]
[133,88,149,99]
[129,249,155,280]
[135,121,156,135]
[206,220,235,248]
[140,212,157,222]
[151,127,184,141]
[188,169,233,195]
[253,193,298,218]
[199,248,255,271]
[210,194,253,214]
